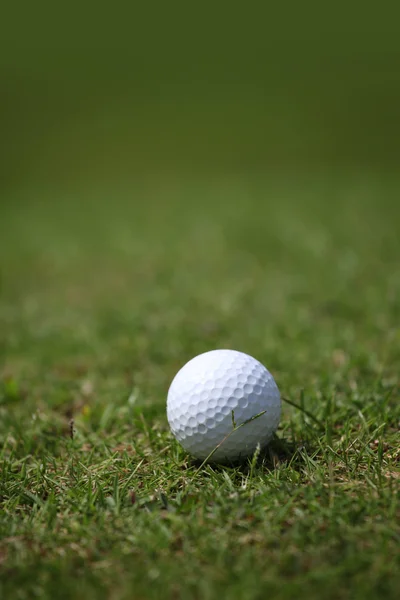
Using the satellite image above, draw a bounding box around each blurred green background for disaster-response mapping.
[1,3,400,189]
[2,1,400,403]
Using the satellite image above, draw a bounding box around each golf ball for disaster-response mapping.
[167,349,281,462]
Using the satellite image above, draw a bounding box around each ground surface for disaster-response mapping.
[1,174,399,599]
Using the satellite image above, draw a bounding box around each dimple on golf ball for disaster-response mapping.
[167,349,281,462]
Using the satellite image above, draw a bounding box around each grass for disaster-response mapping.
[0,173,399,599]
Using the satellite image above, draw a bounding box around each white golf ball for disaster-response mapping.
[167,349,281,462]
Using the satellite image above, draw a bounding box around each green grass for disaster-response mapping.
[1,174,399,599]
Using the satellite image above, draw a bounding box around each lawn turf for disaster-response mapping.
[1,174,399,599]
